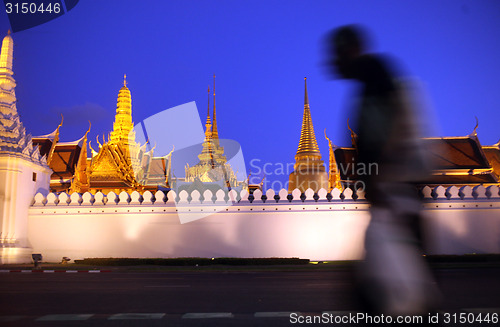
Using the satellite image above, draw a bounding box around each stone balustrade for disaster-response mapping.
[31,185,500,207]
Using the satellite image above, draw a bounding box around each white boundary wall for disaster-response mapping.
[27,186,500,262]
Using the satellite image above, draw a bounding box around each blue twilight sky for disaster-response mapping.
[1,0,499,189]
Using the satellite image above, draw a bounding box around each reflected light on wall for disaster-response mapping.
[122,215,149,240]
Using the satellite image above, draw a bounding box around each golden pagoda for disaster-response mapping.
[288,77,328,193]
[184,76,238,187]
[87,75,149,194]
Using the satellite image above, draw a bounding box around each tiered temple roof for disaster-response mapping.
[333,123,500,187]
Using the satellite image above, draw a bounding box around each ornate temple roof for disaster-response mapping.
[334,132,499,186]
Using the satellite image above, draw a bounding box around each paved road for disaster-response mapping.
[0,267,499,326]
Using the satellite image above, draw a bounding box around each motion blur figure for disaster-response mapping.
[325,25,440,316]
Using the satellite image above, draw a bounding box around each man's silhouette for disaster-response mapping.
[325,25,440,315]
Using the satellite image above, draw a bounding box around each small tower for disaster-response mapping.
[0,31,51,260]
[288,78,328,193]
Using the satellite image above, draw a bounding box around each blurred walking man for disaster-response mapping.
[325,25,440,316]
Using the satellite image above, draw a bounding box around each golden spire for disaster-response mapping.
[205,86,212,131]
[109,74,134,146]
[211,74,219,143]
[0,30,14,74]
[199,85,214,165]
[347,118,358,148]
[295,77,321,160]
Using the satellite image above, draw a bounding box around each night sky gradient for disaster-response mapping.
[1,0,499,189]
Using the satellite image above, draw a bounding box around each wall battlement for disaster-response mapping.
[31,185,500,207]
[24,185,500,263]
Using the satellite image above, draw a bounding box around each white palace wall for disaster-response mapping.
[26,186,500,262]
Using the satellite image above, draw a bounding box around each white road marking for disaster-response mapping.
[88,270,101,273]
[43,270,55,273]
[144,285,191,288]
[66,270,78,273]
[182,312,234,319]
[36,314,93,321]
[108,313,165,320]
[254,312,298,318]
[306,283,332,286]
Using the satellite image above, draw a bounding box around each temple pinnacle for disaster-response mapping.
[206,85,211,127]
[304,77,309,106]
[295,77,320,158]
[123,74,127,87]
[0,30,14,72]
[212,74,219,143]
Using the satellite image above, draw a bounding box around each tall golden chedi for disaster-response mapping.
[288,78,328,193]
[185,76,238,187]
[87,75,150,194]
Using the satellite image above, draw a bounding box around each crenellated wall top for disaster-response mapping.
[31,185,500,207]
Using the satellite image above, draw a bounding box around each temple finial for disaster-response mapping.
[472,116,479,136]
[58,114,64,129]
[304,77,309,105]
[85,120,91,136]
[207,85,211,118]
[205,85,211,134]
[212,74,219,141]
[347,118,358,147]
[7,30,11,35]
[123,74,127,87]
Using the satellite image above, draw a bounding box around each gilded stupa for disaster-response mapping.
[288,78,328,192]
[184,76,238,187]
